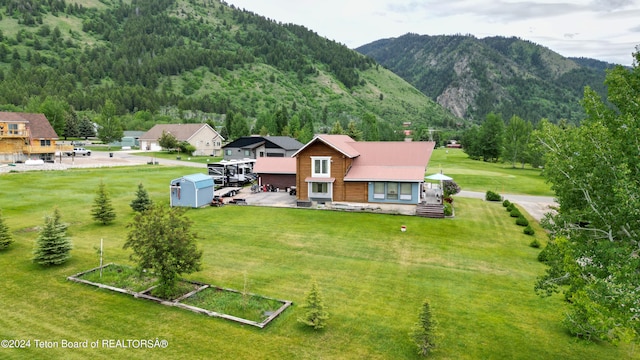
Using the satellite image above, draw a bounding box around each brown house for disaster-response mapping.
[293,135,435,205]
[0,112,62,163]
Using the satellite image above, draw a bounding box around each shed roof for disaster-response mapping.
[172,173,214,189]
[253,157,296,174]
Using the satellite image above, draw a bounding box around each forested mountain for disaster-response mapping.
[0,0,461,142]
[357,33,616,125]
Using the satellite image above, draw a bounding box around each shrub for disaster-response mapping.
[530,238,541,248]
[443,180,461,197]
[506,203,515,212]
[485,190,502,201]
[410,299,439,357]
[502,199,511,207]
[516,216,529,226]
[298,280,329,330]
[524,225,535,236]
[510,208,521,217]
[443,203,453,216]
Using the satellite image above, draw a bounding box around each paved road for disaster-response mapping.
[458,190,556,222]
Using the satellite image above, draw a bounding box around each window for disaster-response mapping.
[8,124,18,135]
[244,150,251,156]
[311,156,330,177]
[373,182,385,199]
[225,149,232,156]
[39,140,51,147]
[400,183,412,200]
[312,182,328,193]
[387,182,398,200]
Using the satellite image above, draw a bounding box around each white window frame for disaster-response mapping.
[308,181,332,199]
[311,156,331,178]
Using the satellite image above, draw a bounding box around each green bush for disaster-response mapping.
[530,238,541,248]
[485,190,502,201]
[443,203,453,216]
[510,208,521,217]
[524,225,535,236]
[516,216,529,226]
[506,203,515,212]
[502,199,511,207]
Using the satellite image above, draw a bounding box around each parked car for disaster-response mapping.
[65,147,91,156]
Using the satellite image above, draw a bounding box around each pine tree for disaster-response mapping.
[0,209,13,250]
[297,280,329,330]
[32,208,72,265]
[410,299,439,357]
[130,183,153,212]
[91,181,116,225]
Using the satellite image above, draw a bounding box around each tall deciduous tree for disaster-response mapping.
[410,299,439,357]
[32,208,72,265]
[124,205,203,299]
[96,99,123,149]
[535,51,640,344]
[91,181,116,225]
[0,209,13,250]
[502,115,533,168]
[297,280,329,330]
[479,112,504,162]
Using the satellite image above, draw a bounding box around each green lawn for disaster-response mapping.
[0,165,634,359]
[429,148,554,196]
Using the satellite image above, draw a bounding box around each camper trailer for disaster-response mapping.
[207,159,256,187]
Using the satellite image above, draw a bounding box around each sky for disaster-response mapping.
[225,0,639,66]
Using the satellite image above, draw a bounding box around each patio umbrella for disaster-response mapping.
[425,173,453,181]
[425,172,453,196]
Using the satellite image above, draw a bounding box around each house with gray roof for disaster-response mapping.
[139,124,224,156]
[222,136,303,160]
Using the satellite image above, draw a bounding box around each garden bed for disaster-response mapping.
[68,263,292,328]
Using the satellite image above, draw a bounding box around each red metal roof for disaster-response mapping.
[253,157,296,174]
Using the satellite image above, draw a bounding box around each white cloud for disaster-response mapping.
[226,0,639,65]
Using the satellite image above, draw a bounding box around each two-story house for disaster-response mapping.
[292,134,435,205]
[139,124,224,156]
[0,112,60,163]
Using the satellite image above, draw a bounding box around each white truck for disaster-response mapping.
[65,147,91,156]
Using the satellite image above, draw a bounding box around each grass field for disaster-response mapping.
[0,162,635,359]
[429,148,554,196]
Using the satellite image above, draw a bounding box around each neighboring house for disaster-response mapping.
[139,124,224,156]
[222,136,303,160]
[292,134,435,205]
[170,173,214,208]
[0,112,63,163]
[253,157,297,190]
[109,131,144,148]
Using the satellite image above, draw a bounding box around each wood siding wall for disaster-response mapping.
[296,141,365,202]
